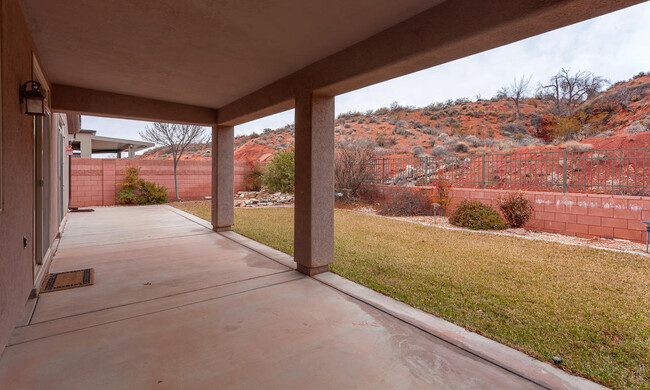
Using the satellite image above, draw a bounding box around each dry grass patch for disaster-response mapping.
[172,202,650,389]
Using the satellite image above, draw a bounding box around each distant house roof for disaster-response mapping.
[72,129,154,156]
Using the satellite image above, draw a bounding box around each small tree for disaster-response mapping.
[538,68,608,116]
[334,137,376,198]
[140,123,209,200]
[502,75,532,120]
[262,147,295,193]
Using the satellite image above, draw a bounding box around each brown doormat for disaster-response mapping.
[40,269,94,293]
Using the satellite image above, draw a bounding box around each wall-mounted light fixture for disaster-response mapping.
[20,80,46,116]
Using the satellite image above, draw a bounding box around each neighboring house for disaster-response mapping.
[72,129,153,158]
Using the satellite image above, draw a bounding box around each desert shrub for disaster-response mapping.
[335,138,376,197]
[497,192,534,228]
[454,142,469,153]
[432,145,450,157]
[377,189,431,216]
[393,127,413,136]
[626,120,650,134]
[561,141,593,152]
[262,147,295,193]
[375,132,387,146]
[500,123,527,135]
[464,135,481,147]
[116,166,168,205]
[595,130,614,138]
[449,200,507,230]
[412,146,426,156]
[244,161,263,191]
[418,127,438,135]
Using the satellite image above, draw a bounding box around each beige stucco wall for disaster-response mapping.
[0,0,68,355]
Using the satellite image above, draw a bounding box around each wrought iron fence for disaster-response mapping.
[369,148,650,195]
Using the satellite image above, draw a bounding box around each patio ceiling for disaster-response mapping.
[19,0,645,125]
[20,0,442,107]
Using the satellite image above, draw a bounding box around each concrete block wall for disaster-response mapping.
[374,185,648,243]
[71,159,253,207]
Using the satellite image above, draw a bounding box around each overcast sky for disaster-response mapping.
[82,1,650,144]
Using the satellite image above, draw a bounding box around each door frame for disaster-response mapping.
[32,57,51,272]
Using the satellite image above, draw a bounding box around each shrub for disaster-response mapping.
[116,166,168,205]
[561,141,593,152]
[431,145,449,157]
[500,123,527,135]
[497,192,534,228]
[377,189,431,216]
[262,147,295,193]
[454,142,469,153]
[412,146,426,156]
[434,176,452,211]
[449,200,507,230]
[244,161,263,191]
[137,180,168,205]
[464,135,481,147]
[116,166,140,204]
[626,120,650,134]
[335,138,376,197]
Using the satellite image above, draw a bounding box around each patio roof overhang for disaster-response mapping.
[19,0,644,126]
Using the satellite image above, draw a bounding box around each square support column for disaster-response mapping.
[294,91,335,276]
[212,125,234,232]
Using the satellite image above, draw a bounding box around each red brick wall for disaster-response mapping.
[71,159,252,207]
[373,185,648,243]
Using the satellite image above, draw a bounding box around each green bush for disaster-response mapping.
[116,166,168,205]
[262,147,295,193]
[497,192,534,228]
[449,200,507,230]
[137,180,168,204]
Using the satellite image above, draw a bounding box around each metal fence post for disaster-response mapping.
[381,158,385,184]
[425,158,429,185]
[562,151,568,193]
[481,154,486,189]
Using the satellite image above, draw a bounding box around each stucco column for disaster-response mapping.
[294,91,335,276]
[212,125,234,231]
[79,134,92,158]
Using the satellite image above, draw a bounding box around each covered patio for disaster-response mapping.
[0,0,644,387]
[0,206,599,389]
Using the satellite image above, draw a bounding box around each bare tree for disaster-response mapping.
[140,123,209,200]
[538,68,608,115]
[539,72,562,114]
[503,75,532,120]
[334,137,377,198]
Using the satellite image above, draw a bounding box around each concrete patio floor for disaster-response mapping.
[0,205,602,389]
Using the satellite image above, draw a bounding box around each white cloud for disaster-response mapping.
[83,2,650,138]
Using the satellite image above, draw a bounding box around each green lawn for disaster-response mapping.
[173,201,650,389]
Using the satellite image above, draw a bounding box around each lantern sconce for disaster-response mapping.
[20,80,47,116]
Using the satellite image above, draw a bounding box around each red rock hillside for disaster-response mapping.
[140,73,650,162]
